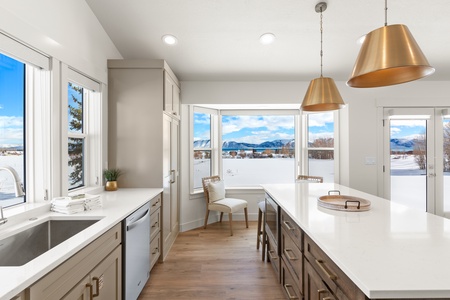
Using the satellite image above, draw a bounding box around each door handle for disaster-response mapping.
[126,209,150,231]
[170,170,176,183]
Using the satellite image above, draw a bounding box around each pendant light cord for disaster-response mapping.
[384,0,388,26]
[320,6,323,78]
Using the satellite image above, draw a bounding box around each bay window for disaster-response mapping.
[191,105,339,192]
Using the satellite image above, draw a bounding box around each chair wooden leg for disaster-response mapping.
[229,213,233,236]
[244,207,249,228]
[257,208,262,249]
[204,209,210,229]
[262,221,266,262]
[220,212,223,222]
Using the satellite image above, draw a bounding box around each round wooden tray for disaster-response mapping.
[318,193,371,211]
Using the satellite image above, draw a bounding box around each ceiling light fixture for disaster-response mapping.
[347,0,435,88]
[259,33,276,45]
[301,2,345,112]
[162,34,178,45]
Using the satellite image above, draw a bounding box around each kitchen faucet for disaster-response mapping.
[0,166,25,197]
[0,206,6,225]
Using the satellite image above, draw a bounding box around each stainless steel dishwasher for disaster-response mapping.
[123,201,151,300]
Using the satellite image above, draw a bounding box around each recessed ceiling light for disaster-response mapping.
[162,34,178,45]
[259,33,276,45]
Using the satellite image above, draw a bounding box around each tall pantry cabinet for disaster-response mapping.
[107,59,180,261]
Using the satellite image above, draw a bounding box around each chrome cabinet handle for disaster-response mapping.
[283,220,295,231]
[170,170,175,183]
[92,277,100,297]
[86,283,93,300]
[283,284,299,299]
[152,247,159,255]
[317,289,326,300]
[315,259,338,280]
[284,248,298,261]
[268,250,278,260]
[152,198,160,206]
[151,221,159,228]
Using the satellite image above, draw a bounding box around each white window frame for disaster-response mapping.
[301,111,340,183]
[190,106,219,193]
[0,33,51,207]
[190,106,301,192]
[61,65,103,195]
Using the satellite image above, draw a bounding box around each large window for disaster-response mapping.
[65,69,102,193]
[193,111,212,189]
[306,112,336,183]
[221,114,295,186]
[0,53,25,207]
[68,83,85,189]
[191,106,338,191]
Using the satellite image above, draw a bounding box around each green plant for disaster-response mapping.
[103,168,122,181]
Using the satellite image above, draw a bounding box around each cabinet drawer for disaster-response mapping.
[280,209,302,250]
[267,236,280,283]
[150,233,160,270]
[304,259,336,300]
[304,234,356,300]
[150,194,161,215]
[150,208,161,242]
[281,259,302,300]
[29,223,122,300]
[281,227,302,289]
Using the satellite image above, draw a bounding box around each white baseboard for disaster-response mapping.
[179,212,259,232]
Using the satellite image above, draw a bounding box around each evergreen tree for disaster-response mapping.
[68,83,84,187]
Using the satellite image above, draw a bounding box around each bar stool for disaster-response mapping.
[256,201,266,261]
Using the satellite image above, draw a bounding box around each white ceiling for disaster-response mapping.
[86,0,450,82]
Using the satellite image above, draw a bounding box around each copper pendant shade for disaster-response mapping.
[301,2,345,112]
[301,77,345,112]
[347,25,435,88]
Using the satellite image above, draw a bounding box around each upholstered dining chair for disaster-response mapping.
[202,175,249,236]
[296,175,323,183]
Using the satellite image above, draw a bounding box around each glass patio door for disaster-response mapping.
[383,107,450,217]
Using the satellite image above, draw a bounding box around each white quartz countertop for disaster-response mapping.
[0,188,162,300]
[262,183,450,299]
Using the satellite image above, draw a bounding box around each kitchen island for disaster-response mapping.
[262,183,450,299]
[0,188,162,300]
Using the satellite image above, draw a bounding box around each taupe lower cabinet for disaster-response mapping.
[266,193,366,300]
[27,223,122,300]
[108,59,180,262]
[150,193,162,269]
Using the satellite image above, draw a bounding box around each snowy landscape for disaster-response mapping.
[0,154,24,206]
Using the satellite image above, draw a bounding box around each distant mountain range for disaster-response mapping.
[194,138,419,152]
[194,139,295,150]
[390,138,417,152]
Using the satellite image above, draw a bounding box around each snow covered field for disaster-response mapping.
[0,155,24,206]
[195,155,450,213]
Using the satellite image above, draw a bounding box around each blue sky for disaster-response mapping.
[194,112,335,144]
[0,53,24,148]
[390,120,426,140]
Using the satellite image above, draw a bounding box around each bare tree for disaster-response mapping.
[413,134,426,170]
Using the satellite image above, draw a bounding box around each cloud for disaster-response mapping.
[390,127,401,135]
[390,120,426,127]
[307,112,333,127]
[0,116,23,127]
[222,115,294,135]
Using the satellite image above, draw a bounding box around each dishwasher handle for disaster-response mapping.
[126,208,150,231]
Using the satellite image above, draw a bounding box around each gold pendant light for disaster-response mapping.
[301,2,345,112]
[347,0,435,88]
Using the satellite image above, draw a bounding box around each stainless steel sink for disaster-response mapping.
[0,219,99,266]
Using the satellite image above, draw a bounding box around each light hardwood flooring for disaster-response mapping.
[139,221,285,300]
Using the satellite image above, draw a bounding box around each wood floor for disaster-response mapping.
[139,221,285,300]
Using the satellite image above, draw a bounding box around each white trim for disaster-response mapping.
[220,109,299,116]
[0,31,50,70]
[67,68,100,92]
